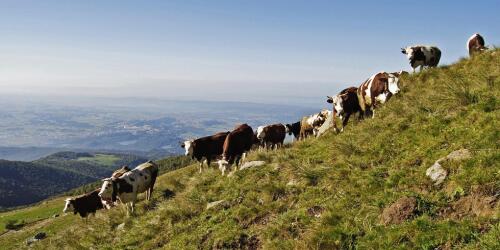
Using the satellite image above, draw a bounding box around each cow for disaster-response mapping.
[181,131,230,173]
[217,124,254,175]
[256,124,286,150]
[327,86,362,133]
[299,111,328,140]
[357,71,402,118]
[63,189,104,218]
[98,160,159,215]
[102,166,131,209]
[285,121,301,141]
[467,33,487,56]
[401,45,441,72]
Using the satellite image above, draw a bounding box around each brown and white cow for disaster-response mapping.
[467,33,487,57]
[299,110,329,140]
[256,123,286,150]
[99,161,158,214]
[63,189,104,218]
[181,131,230,173]
[217,124,254,175]
[401,45,441,72]
[327,87,362,133]
[357,71,403,118]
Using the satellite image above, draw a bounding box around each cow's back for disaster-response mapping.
[223,124,254,157]
[263,124,286,144]
[194,132,229,159]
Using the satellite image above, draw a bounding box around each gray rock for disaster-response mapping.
[206,200,229,210]
[239,161,266,171]
[446,149,471,161]
[316,112,334,137]
[116,223,125,231]
[426,160,447,185]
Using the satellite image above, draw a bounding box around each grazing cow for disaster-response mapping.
[102,166,131,209]
[181,131,230,173]
[256,124,286,150]
[217,124,254,175]
[285,121,301,140]
[98,161,159,214]
[327,87,362,133]
[467,33,487,56]
[401,45,441,72]
[63,189,103,218]
[357,72,402,118]
[299,111,328,140]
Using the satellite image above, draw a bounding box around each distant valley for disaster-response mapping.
[0,151,147,209]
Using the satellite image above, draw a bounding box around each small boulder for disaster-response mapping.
[446,149,471,161]
[206,200,230,210]
[239,161,266,171]
[116,223,126,231]
[426,160,448,185]
[381,197,417,225]
[34,232,46,240]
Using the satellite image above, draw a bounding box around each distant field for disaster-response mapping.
[76,154,120,166]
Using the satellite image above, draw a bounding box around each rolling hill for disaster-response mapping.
[0,152,147,209]
[0,50,499,249]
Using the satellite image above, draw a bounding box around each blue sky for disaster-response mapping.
[0,0,498,105]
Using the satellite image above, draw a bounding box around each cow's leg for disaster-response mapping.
[420,65,424,72]
[199,161,203,173]
[241,153,247,163]
[341,113,351,132]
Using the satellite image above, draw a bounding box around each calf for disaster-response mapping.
[256,124,286,150]
[357,72,402,118]
[467,33,487,56]
[327,87,362,133]
[98,161,159,214]
[285,121,301,140]
[181,131,229,173]
[63,189,103,218]
[299,111,328,140]
[401,45,441,72]
[217,124,254,175]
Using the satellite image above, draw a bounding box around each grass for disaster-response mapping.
[1,50,499,249]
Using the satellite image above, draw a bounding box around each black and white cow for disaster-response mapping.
[98,161,158,214]
[467,33,487,57]
[401,45,441,72]
[285,121,301,141]
[181,131,230,173]
[63,189,104,218]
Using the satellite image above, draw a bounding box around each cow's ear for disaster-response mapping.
[180,143,185,148]
[401,48,406,54]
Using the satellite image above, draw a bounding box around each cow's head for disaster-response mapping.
[256,126,266,140]
[181,140,194,156]
[98,178,117,203]
[401,47,414,60]
[63,198,75,213]
[387,73,400,95]
[327,95,346,116]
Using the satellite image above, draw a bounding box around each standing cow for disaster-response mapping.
[357,71,402,118]
[102,166,131,209]
[181,131,229,173]
[467,33,487,56]
[256,124,286,150]
[98,161,159,215]
[63,189,104,218]
[217,124,254,175]
[401,45,441,72]
[327,87,362,133]
[285,121,301,141]
[299,111,328,140]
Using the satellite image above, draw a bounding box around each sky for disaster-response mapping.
[0,0,499,105]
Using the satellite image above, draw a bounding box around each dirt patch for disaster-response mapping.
[215,234,260,250]
[380,197,418,225]
[439,193,499,220]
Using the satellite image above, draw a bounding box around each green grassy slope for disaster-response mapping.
[1,51,499,249]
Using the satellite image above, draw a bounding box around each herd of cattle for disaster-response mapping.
[62,33,489,217]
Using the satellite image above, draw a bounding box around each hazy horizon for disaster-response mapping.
[1,1,498,104]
